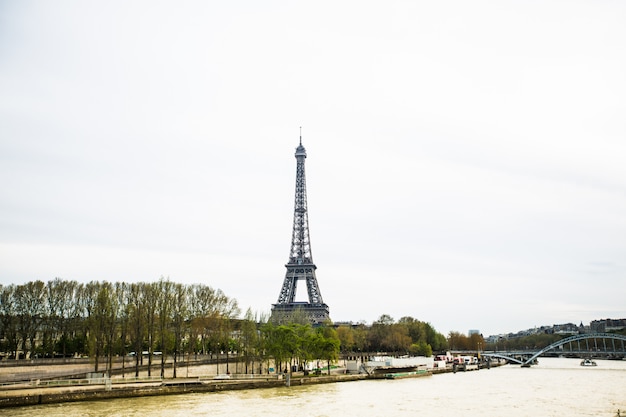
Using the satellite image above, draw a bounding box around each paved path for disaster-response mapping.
[0,381,164,398]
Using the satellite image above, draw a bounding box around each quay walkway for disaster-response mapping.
[0,372,366,408]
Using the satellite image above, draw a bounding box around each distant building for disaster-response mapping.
[550,323,580,335]
[485,319,626,341]
[590,318,626,333]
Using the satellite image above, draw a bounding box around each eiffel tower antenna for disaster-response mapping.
[271,132,330,324]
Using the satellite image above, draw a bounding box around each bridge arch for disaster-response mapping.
[482,353,524,364]
[521,333,626,366]
[482,333,626,367]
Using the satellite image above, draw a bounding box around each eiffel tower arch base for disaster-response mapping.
[270,302,330,325]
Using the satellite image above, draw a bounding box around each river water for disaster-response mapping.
[6,358,626,417]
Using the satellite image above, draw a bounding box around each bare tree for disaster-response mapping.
[14,280,46,359]
[0,285,19,359]
[170,282,189,378]
[115,282,131,377]
[156,278,174,378]
[143,282,158,377]
[89,281,117,373]
[128,283,145,377]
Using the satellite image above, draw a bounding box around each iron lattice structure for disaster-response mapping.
[271,137,330,324]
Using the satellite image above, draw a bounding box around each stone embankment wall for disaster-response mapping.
[0,374,366,409]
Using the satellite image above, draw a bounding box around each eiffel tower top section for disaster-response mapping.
[288,134,313,266]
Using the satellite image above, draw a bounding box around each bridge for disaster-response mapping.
[481,333,626,367]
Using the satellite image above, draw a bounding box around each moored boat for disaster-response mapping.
[383,369,430,379]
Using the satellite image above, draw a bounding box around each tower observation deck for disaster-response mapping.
[271,135,330,324]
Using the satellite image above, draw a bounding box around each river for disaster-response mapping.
[5,358,626,417]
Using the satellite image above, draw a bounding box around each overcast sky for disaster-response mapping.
[1,1,625,337]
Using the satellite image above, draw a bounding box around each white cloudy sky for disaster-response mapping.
[1,1,625,336]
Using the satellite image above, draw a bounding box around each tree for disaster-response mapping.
[428,325,449,352]
[0,285,19,359]
[294,323,314,372]
[70,282,89,356]
[448,331,472,350]
[189,284,217,357]
[115,282,131,377]
[399,316,426,343]
[368,314,414,353]
[382,324,412,353]
[336,326,355,352]
[0,278,244,376]
[89,281,116,374]
[14,280,46,359]
[397,316,448,354]
[240,308,259,374]
[367,315,395,351]
[262,322,298,374]
[469,332,485,351]
[188,285,240,373]
[170,282,189,378]
[128,283,146,377]
[316,324,340,375]
[143,282,158,377]
[156,278,174,378]
[409,341,433,357]
[44,278,65,357]
[352,323,368,353]
[54,280,81,357]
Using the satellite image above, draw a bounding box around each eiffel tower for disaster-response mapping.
[271,134,330,324]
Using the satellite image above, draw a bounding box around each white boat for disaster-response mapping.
[580,358,597,366]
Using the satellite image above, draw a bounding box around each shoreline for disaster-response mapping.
[0,374,367,409]
[0,360,503,409]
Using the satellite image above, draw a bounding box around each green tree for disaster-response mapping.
[240,309,259,374]
[382,324,412,353]
[336,325,355,352]
[316,324,340,375]
[367,314,395,351]
[409,341,433,357]
[262,322,298,374]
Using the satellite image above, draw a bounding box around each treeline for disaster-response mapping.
[447,331,485,351]
[0,279,450,376]
[0,278,244,377]
[484,333,565,351]
[262,322,340,375]
[334,314,449,356]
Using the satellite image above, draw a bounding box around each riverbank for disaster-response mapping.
[0,373,366,408]
[0,359,503,409]
[3,358,622,417]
